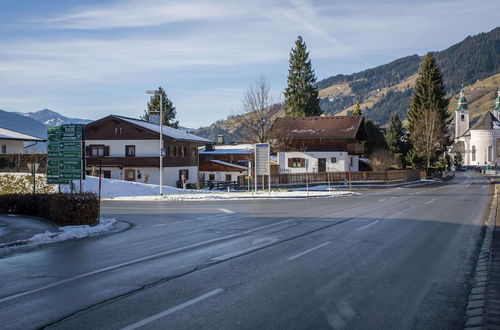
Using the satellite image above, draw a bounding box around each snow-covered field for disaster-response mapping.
[0,218,116,253]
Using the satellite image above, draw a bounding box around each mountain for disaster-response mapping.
[17,109,92,126]
[317,27,500,125]
[192,27,499,141]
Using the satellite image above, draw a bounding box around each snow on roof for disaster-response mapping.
[199,143,254,155]
[210,159,249,170]
[0,127,45,142]
[115,116,212,143]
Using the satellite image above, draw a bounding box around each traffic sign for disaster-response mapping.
[47,159,59,167]
[59,159,82,170]
[59,172,84,180]
[58,141,82,150]
[47,168,59,176]
[47,177,70,184]
[255,143,270,175]
[59,151,82,158]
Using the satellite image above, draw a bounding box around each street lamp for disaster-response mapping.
[146,89,164,196]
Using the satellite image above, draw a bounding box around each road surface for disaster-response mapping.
[0,172,492,329]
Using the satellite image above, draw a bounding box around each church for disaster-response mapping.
[451,89,500,167]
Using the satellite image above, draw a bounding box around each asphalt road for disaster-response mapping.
[0,172,493,329]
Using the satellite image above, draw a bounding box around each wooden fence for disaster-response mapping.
[238,169,421,187]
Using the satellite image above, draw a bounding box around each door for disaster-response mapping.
[124,169,135,181]
[318,158,326,172]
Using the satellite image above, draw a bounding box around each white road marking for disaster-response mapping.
[378,198,386,202]
[287,242,331,261]
[120,288,224,330]
[219,208,234,214]
[356,220,380,231]
[424,199,437,205]
[0,219,293,304]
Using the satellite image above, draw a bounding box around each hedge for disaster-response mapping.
[0,193,99,226]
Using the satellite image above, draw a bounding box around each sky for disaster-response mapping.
[0,0,498,128]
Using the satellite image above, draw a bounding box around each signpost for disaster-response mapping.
[46,124,85,187]
[254,143,271,193]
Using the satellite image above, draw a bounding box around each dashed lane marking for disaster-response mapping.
[356,220,380,231]
[287,242,331,261]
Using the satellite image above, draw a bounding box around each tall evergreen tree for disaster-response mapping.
[352,101,362,115]
[363,119,387,156]
[407,53,450,169]
[385,113,406,167]
[144,87,179,128]
[283,36,322,117]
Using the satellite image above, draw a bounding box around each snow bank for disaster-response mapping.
[0,218,117,252]
[63,176,207,198]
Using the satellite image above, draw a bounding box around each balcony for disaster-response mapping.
[346,143,364,154]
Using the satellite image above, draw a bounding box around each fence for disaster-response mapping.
[237,169,421,187]
[0,154,47,173]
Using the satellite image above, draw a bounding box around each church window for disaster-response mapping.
[488,146,493,162]
[472,146,476,162]
[461,114,465,122]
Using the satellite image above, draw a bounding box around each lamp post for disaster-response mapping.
[146,89,164,196]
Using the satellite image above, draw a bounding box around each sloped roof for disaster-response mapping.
[451,141,465,153]
[270,116,364,139]
[470,112,500,130]
[112,115,212,143]
[0,127,45,142]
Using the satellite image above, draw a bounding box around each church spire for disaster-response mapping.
[457,89,468,111]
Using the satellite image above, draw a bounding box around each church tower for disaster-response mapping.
[455,90,469,138]
[492,89,500,120]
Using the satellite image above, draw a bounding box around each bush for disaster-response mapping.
[0,193,99,226]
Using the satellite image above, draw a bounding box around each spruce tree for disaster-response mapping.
[386,113,406,167]
[146,87,179,128]
[407,53,450,169]
[407,53,449,140]
[283,36,322,117]
[352,101,362,116]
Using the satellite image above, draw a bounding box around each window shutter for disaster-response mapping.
[288,158,293,167]
[104,146,110,156]
[300,158,305,167]
[85,146,91,156]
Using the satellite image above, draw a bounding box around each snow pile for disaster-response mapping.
[112,189,358,201]
[63,176,208,198]
[1,218,116,252]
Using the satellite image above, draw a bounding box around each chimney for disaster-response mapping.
[217,134,224,144]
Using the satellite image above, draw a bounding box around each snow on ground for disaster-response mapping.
[62,176,208,198]
[0,218,116,252]
[111,189,359,201]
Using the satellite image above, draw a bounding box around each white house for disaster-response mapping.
[84,115,211,187]
[198,144,253,183]
[0,127,45,154]
[451,89,500,166]
[270,116,367,173]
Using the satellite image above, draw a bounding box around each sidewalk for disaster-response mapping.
[0,214,58,246]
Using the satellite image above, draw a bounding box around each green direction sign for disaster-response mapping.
[48,134,61,143]
[59,159,82,170]
[47,126,62,135]
[47,168,59,176]
[59,151,82,158]
[48,151,59,158]
[47,159,59,167]
[48,143,59,151]
[59,172,83,180]
[47,177,70,185]
[58,141,82,150]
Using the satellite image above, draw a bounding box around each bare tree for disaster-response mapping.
[411,107,446,171]
[237,76,276,143]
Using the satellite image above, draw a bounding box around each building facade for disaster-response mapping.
[0,127,45,154]
[198,144,253,183]
[452,90,500,166]
[270,115,367,173]
[84,115,211,187]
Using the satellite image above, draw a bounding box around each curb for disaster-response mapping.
[464,181,497,329]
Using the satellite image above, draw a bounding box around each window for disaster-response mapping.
[472,146,476,162]
[350,157,354,168]
[114,127,123,135]
[179,169,189,181]
[125,145,135,157]
[209,174,215,181]
[183,146,187,157]
[288,158,305,168]
[225,174,232,182]
[1,145,6,154]
[192,147,197,158]
[488,145,493,162]
[172,146,177,157]
[461,114,465,122]
[331,157,337,163]
[89,145,109,157]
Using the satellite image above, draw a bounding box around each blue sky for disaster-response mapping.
[0,0,498,128]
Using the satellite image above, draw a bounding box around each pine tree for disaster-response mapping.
[352,101,362,116]
[146,87,179,128]
[283,36,322,117]
[407,53,450,169]
[385,113,406,167]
